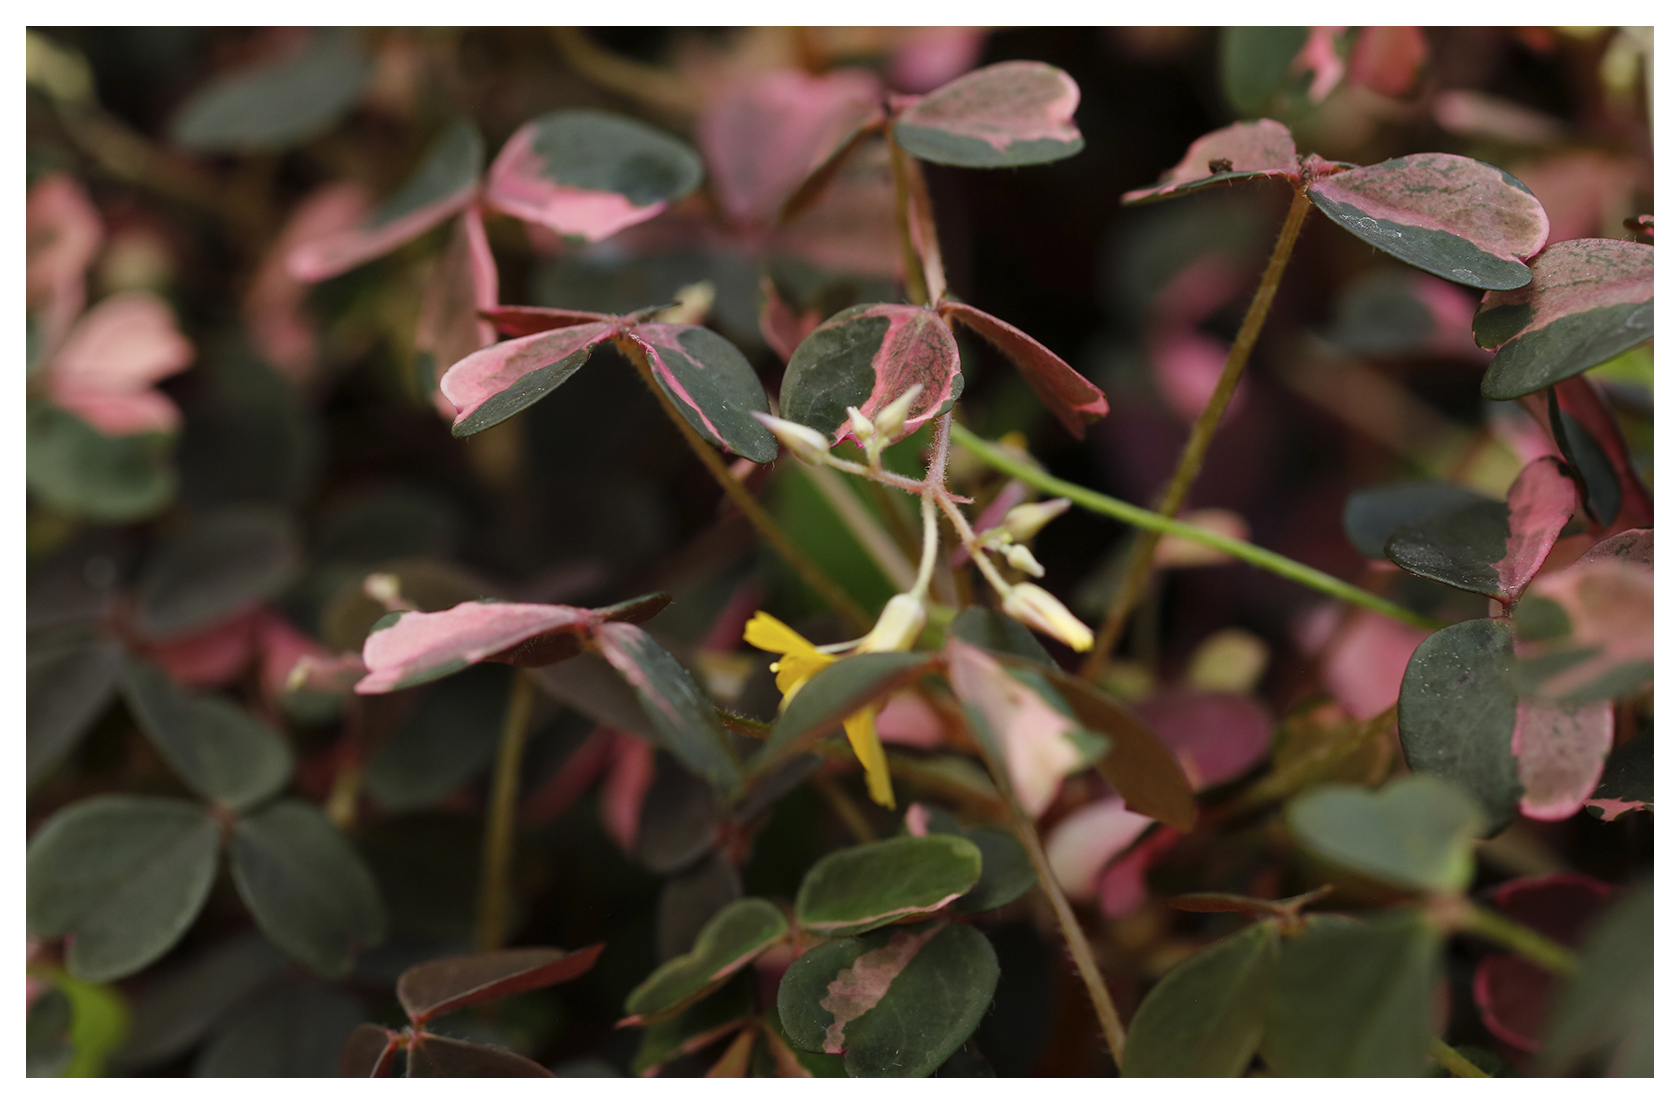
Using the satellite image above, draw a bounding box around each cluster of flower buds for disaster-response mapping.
[848,384,922,467]
[754,412,832,465]
[976,497,1071,580]
[1002,581,1094,652]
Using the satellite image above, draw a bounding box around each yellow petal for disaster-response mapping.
[774,650,834,701]
[743,611,819,658]
[842,708,895,810]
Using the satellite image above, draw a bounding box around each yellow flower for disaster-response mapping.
[743,611,895,809]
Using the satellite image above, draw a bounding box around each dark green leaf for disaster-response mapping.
[637,756,722,875]
[1343,481,1495,560]
[27,796,220,982]
[26,403,176,523]
[779,304,961,444]
[795,834,982,937]
[1540,880,1652,1076]
[758,652,935,767]
[949,827,1036,915]
[193,979,364,1076]
[442,322,616,438]
[893,61,1084,169]
[1261,911,1439,1076]
[122,663,294,810]
[655,850,741,962]
[398,945,604,1026]
[27,633,124,787]
[1123,921,1279,1076]
[170,30,370,152]
[778,922,999,1077]
[630,973,755,1076]
[1220,27,1308,117]
[364,665,510,812]
[133,505,302,640]
[948,606,1052,665]
[110,932,289,1072]
[1398,618,1523,827]
[404,1032,554,1077]
[1286,775,1485,893]
[629,324,777,462]
[229,800,387,978]
[624,898,789,1023]
[594,622,740,792]
[1587,726,1651,820]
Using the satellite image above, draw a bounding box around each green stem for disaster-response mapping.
[1084,187,1316,677]
[1459,902,1580,976]
[950,423,1443,631]
[1430,1038,1491,1078]
[476,671,535,952]
[804,465,918,592]
[887,133,931,307]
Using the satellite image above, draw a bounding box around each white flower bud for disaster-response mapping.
[363,573,409,612]
[1002,498,1071,542]
[846,405,876,443]
[856,593,928,654]
[753,412,832,465]
[1005,543,1046,578]
[1002,582,1094,652]
[872,383,923,442]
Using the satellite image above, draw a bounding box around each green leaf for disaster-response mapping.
[122,663,294,811]
[109,932,289,1072]
[948,606,1052,665]
[1261,911,1440,1076]
[624,898,789,1023]
[795,834,982,937]
[1286,775,1486,893]
[192,979,364,1076]
[169,29,370,152]
[26,403,176,523]
[45,973,130,1078]
[1123,921,1279,1076]
[1478,238,1654,400]
[893,61,1085,169]
[1220,27,1308,117]
[1539,880,1652,1076]
[758,651,935,766]
[1342,481,1495,561]
[132,505,302,639]
[630,973,755,1076]
[629,324,777,462]
[1398,618,1523,827]
[778,922,999,1077]
[27,632,124,787]
[27,796,220,982]
[945,823,1036,916]
[363,665,509,812]
[1586,726,1651,820]
[229,800,386,978]
[780,304,962,444]
[594,622,740,792]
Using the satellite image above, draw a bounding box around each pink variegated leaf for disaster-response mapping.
[626,324,777,463]
[699,68,883,229]
[1511,698,1615,821]
[1319,611,1430,722]
[482,305,619,339]
[27,173,103,353]
[1515,544,1653,703]
[780,303,961,446]
[244,182,370,383]
[1307,153,1549,290]
[1134,690,1273,791]
[1348,26,1428,97]
[1473,873,1612,1051]
[1293,26,1346,102]
[483,110,702,243]
[940,300,1108,437]
[46,291,194,436]
[439,321,617,437]
[1385,456,1577,601]
[357,600,597,694]
[1476,238,1654,399]
[1044,796,1153,900]
[888,27,987,93]
[1096,827,1181,919]
[414,207,499,400]
[1555,377,1652,528]
[1122,119,1299,204]
[286,121,483,282]
[894,60,1084,169]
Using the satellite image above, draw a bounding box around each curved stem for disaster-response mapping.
[1084,187,1316,677]
[1430,1037,1491,1078]
[1459,902,1580,976]
[950,423,1442,632]
[476,671,535,952]
[619,336,871,632]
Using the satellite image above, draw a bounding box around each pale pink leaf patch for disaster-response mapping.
[1511,698,1614,821]
[27,173,103,351]
[1319,611,1430,722]
[598,732,656,853]
[1153,508,1250,569]
[875,689,944,749]
[887,28,987,93]
[1133,690,1272,791]
[1348,26,1429,97]
[1121,119,1298,204]
[1292,26,1347,102]
[485,127,656,243]
[142,608,264,688]
[439,321,617,435]
[1476,238,1652,348]
[415,206,500,396]
[357,600,593,694]
[244,182,370,383]
[758,278,824,365]
[940,301,1108,438]
[1495,456,1579,599]
[1044,796,1153,901]
[1096,827,1181,919]
[818,925,940,1054]
[1522,558,1653,700]
[894,61,1083,168]
[946,640,1089,818]
[47,291,194,436]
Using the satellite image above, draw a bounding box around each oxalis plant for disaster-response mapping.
[27,27,1650,1078]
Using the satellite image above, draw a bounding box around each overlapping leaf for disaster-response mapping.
[1122,119,1299,204]
[414,207,498,398]
[398,945,603,1027]
[1123,920,1279,1076]
[363,665,509,812]
[122,663,293,811]
[1398,618,1523,826]
[1287,775,1485,892]
[780,304,961,445]
[894,61,1084,168]
[759,652,936,766]
[1515,541,1653,702]
[404,1032,553,1077]
[1511,698,1615,821]
[191,978,363,1076]
[795,835,981,937]
[1539,881,1653,1076]
[440,322,617,437]
[627,323,778,462]
[939,301,1108,437]
[1342,480,1496,560]
[133,505,301,640]
[623,898,788,1023]
[594,621,741,792]
[26,402,176,523]
[27,633,124,787]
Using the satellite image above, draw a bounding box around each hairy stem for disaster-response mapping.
[476,671,535,952]
[1459,901,1581,976]
[620,336,872,632]
[950,423,1442,631]
[1084,187,1316,676]
[1430,1037,1491,1078]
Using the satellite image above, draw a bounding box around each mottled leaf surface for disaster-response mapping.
[595,621,740,792]
[629,324,777,462]
[1512,698,1615,821]
[795,835,981,936]
[357,600,593,694]
[780,304,961,444]
[894,61,1083,168]
[624,898,788,1022]
[133,505,301,640]
[398,945,603,1026]
[1398,618,1523,826]
[170,30,370,153]
[940,301,1108,437]
[1286,775,1485,892]
[440,322,616,437]
[122,663,293,810]
[1122,118,1298,204]
[27,796,220,982]
[1307,153,1548,289]
[1477,238,1654,399]
[1123,920,1279,1076]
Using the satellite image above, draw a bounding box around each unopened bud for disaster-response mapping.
[1005,544,1046,578]
[1002,498,1071,542]
[753,412,832,464]
[846,405,876,442]
[856,593,928,654]
[363,573,411,612]
[1002,583,1093,652]
[873,384,923,442]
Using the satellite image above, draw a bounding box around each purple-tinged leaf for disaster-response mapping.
[627,324,778,463]
[894,61,1084,169]
[1306,153,1549,290]
[287,121,483,282]
[337,1023,400,1077]
[404,1032,554,1077]
[1473,873,1612,1052]
[940,301,1108,437]
[1098,826,1180,919]
[794,835,981,937]
[699,68,884,228]
[482,304,618,339]
[1511,698,1614,821]
[397,945,603,1027]
[1134,690,1272,791]
[356,600,594,694]
[1122,119,1299,204]
[1044,796,1152,900]
[414,207,498,400]
[438,321,616,438]
[1385,456,1576,601]
[594,621,741,792]
[622,898,788,1024]
[483,109,702,243]
[1514,553,1653,703]
[780,303,961,445]
[1476,238,1654,399]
